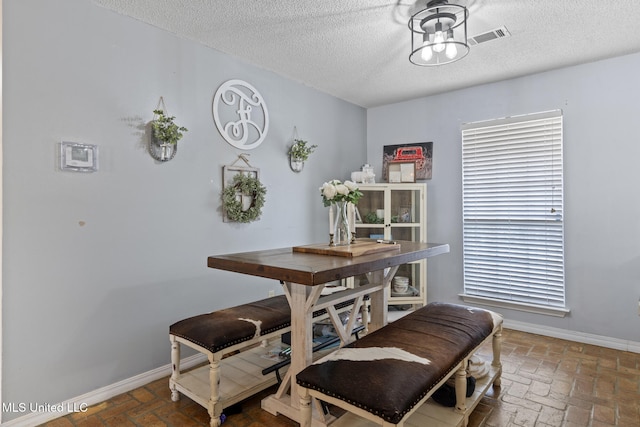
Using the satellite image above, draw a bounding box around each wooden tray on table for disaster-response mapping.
[293,240,400,258]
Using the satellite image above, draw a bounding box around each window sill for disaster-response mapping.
[459,294,570,318]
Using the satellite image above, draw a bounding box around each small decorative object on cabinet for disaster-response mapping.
[388,161,417,183]
[149,97,188,162]
[350,164,376,183]
[351,183,427,308]
[288,136,317,172]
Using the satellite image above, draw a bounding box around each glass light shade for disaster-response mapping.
[445,29,458,59]
[445,41,458,59]
[433,22,445,53]
[421,33,433,61]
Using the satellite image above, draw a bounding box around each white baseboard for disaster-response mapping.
[503,319,640,353]
[0,353,207,427]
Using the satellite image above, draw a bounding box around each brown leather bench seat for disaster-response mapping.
[170,294,363,353]
[170,295,291,353]
[296,302,503,426]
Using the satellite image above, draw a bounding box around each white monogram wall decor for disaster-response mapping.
[212,79,269,150]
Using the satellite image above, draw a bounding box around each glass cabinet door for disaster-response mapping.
[388,186,425,243]
[354,187,387,240]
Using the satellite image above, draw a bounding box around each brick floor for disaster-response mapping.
[39,329,640,426]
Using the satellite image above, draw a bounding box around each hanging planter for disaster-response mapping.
[149,97,188,162]
[288,137,317,173]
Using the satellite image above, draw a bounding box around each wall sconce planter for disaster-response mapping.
[288,135,317,173]
[149,97,188,162]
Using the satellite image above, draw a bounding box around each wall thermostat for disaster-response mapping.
[60,141,98,172]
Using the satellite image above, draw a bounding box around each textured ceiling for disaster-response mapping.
[93,0,640,108]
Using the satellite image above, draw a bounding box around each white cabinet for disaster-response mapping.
[354,183,427,307]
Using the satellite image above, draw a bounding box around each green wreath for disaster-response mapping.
[222,173,267,223]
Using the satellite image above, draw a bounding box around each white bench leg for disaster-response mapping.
[360,297,369,333]
[454,362,468,414]
[208,355,222,427]
[492,325,503,387]
[169,335,180,402]
[299,387,312,427]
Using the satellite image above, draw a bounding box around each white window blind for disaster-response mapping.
[461,110,566,311]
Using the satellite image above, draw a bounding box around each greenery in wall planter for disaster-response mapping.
[289,139,317,161]
[150,109,188,162]
[288,139,318,172]
[152,109,188,145]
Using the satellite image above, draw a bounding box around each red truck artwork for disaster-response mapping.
[383,143,433,180]
[391,146,426,170]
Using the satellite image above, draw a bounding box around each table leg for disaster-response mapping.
[263,271,395,425]
[288,282,314,409]
[367,266,398,332]
[262,281,326,424]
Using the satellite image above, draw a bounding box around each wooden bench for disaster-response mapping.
[296,302,503,427]
[169,294,366,427]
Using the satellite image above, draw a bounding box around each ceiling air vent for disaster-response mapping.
[468,26,511,46]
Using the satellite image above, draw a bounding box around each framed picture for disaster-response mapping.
[60,142,98,172]
[388,162,416,183]
[382,142,433,181]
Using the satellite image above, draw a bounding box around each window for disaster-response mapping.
[461,110,568,317]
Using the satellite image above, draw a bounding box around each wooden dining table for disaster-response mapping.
[207,239,450,426]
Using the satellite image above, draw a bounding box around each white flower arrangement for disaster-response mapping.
[319,179,363,207]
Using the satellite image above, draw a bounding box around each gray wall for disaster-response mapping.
[2,0,365,419]
[368,52,640,343]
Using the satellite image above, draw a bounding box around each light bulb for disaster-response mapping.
[445,29,457,59]
[421,32,433,61]
[433,22,445,53]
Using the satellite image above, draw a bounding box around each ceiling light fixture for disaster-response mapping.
[409,0,469,66]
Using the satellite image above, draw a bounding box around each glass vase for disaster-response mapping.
[160,143,174,161]
[331,201,351,246]
[290,156,304,172]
